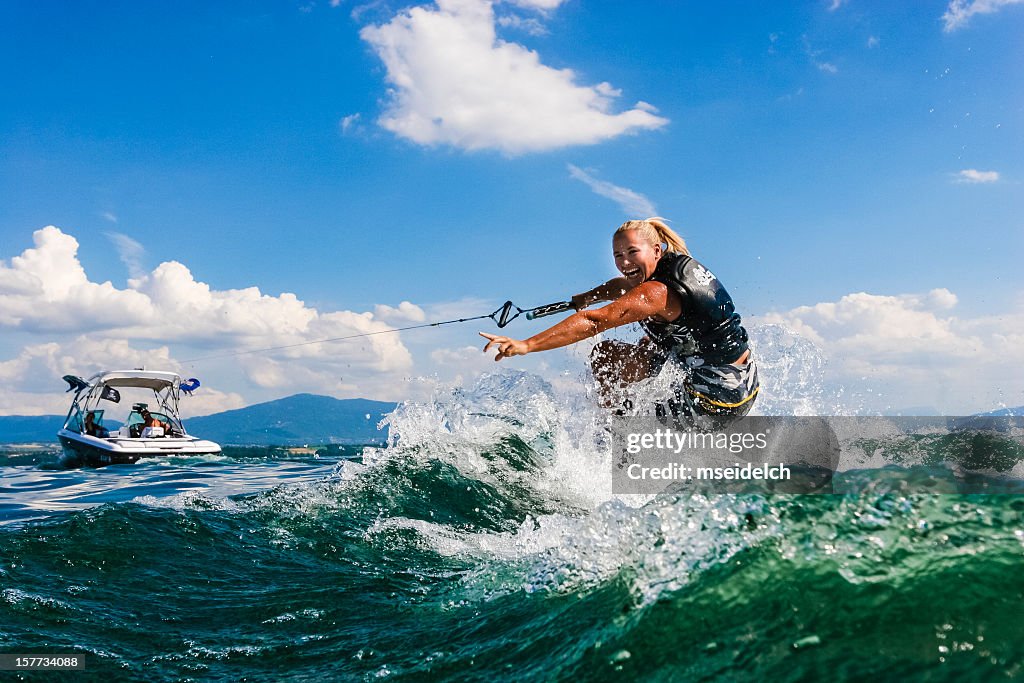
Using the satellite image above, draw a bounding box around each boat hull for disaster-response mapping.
[58,430,222,467]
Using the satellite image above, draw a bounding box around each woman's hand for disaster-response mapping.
[479,332,529,361]
[571,293,590,311]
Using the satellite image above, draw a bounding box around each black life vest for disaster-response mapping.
[639,251,750,365]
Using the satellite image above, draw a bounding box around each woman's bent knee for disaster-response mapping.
[589,340,623,363]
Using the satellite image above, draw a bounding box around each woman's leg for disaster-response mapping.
[589,340,660,407]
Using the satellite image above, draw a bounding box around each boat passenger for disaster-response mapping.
[84,411,109,437]
[480,217,759,424]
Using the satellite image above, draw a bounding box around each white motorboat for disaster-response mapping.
[58,370,221,466]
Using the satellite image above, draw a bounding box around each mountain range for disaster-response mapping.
[0,394,397,446]
[2,397,1021,445]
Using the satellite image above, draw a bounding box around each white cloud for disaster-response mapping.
[16,227,1017,417]
[867,35,880,48]
[101,212,118,224]
[803,36,838,74]
[504,0,568,9]
[359,0,668,154]
[0,226,150,332]
[2,229,586,413]
[942,0,1024,32]
[567,164,657,217]
[350,1,386,22]
[105,232,147,279]
[0,226,420,407]
[0,342,62,388]
[0,337,247,416]
[828,0,846,11]
[427,338,584,392]
[496,13,548,36]
[954,168,1000,183]
[340,112,361,133]
[430,344,500,382]
[758,289,1024,413]
[762,290,964,354]
[374,301,427,324]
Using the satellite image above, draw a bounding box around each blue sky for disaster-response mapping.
[1,0,1022,416]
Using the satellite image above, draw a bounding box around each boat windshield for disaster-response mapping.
[66,408,113,437]
[126,409,172,427]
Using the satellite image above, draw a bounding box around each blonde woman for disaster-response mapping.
[480,218,759,422]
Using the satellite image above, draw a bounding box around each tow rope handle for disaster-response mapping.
[491,301,519,328]
[488,300,574,328]
[525,301,574,321]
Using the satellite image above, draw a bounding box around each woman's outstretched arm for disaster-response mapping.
[571,277,631,310]
[481,281,675,360]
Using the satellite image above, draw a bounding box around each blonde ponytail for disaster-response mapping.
[614,217,689,255]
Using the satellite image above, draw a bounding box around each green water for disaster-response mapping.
[1,373,1022,681]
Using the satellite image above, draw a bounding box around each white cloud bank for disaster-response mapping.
[567,165,657,217]
[0,339,246,417]
[942,0,1024,31]
[759,289,1024,413]
[0,226,425,411]
[954,168,1000,183]
[359,0,668,153]
[6,228,1019,417]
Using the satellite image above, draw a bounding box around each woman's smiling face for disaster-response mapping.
[613,230,662,287]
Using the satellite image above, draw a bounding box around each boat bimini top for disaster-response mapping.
[61,370,199,437]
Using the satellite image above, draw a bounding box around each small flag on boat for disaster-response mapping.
[100,386,121,403]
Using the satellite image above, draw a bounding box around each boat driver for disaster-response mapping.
[140,408,171,435]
